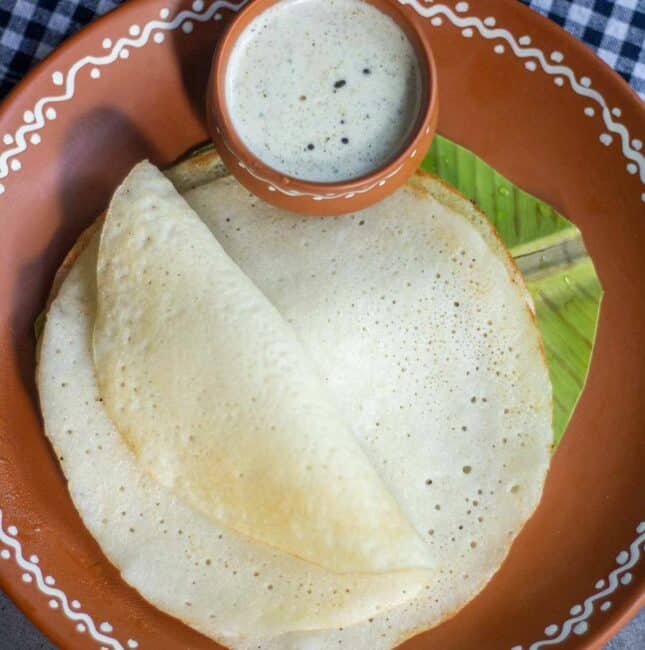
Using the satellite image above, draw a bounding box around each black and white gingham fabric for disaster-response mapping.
[527,0,644,97]
[0,0,121,98]
[1,0,644,100]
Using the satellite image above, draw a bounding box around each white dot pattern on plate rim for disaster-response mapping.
[573,621,589,635]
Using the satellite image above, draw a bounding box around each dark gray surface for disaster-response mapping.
[0,587,643,648]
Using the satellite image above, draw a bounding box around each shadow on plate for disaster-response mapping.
[10,106,160,433]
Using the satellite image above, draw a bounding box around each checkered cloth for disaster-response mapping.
[1,0,644,100]
[527,0,644,95]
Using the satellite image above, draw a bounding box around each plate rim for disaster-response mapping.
[0,1,643,649]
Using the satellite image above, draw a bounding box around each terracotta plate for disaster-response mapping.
[0,1,643,649]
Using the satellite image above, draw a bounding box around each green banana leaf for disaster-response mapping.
[423,135,602,445]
